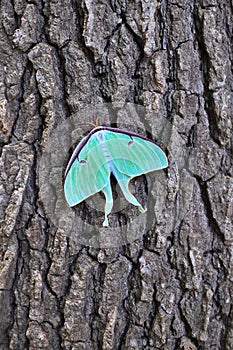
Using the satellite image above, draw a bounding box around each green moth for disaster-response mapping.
[64,126,168,226]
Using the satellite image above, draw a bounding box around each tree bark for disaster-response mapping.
[0,0,232,349]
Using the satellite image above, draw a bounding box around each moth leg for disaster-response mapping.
[101,181,113,227]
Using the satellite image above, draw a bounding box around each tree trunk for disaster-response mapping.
[0,0,232,349]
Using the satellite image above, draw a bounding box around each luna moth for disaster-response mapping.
[64,126,168,226]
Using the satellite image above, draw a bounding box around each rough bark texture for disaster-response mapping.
[0,0,232,349]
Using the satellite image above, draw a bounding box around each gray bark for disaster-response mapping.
[0,0,232,349]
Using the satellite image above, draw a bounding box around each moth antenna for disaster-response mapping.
[95,116,99,127]
[77,116,99,130]
[87,115,99,127]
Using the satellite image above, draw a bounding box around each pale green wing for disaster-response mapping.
[64,134,110,207]
[104,130,168,215]
[104,130,168,178]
